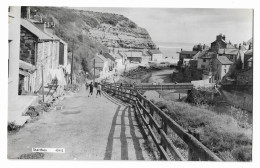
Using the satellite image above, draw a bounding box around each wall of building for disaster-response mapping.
[8,6,21,99]
[20,26,38,65]
[197,58,211,69]
[152,54,163,62]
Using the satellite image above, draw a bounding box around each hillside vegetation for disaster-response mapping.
[30,7,155,74]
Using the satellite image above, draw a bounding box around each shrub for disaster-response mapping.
[8,122,21,132]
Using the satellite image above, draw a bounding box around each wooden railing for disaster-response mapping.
[102,83,221,161]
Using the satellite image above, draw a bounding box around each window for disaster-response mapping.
[224,69,227,73]
[203,59,206,62]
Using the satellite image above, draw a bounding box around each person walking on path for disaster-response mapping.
[88,82,94,97]
[96,83,102,97]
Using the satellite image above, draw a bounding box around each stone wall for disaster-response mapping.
[20,26,38,65]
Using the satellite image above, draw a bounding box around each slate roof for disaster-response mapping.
[179,50,198,55]
[148,50,162,55]
[121,52,142,57]
[103,53,116,61]
[245,49,253,56]
[96,54,107,62]
[218,48,239,55]
[217,56,233,65]
[21,19,52,40]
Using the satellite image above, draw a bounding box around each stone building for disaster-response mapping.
[210,34,235,52]
[19,18,68,95]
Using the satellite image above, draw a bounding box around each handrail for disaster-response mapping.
[101,83,221,161]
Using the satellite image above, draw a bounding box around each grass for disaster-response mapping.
[154,100,252,161]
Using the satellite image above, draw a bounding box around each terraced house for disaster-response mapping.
[19,12,68,95]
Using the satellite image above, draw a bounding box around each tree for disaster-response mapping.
[81,58,88,73]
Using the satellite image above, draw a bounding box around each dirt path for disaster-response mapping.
[8,87,153,160]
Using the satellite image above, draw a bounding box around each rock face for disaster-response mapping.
[74,10,156,50]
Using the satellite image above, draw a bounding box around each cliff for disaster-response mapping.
[29,7,156,73]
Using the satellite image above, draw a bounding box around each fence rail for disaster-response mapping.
[102,83,221,161]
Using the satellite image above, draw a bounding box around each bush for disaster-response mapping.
[232,146,252,161]
[155,100,252,161]
[8,122,21,132]
[25,106,40,117]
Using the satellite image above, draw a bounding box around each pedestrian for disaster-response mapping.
[96,83,102,97]
[88,82,94,97]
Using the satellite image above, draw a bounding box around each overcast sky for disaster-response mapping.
[74,7,253,45]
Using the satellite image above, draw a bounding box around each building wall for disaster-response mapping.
[213,59,231,81]
[197,58,211,69]
[152,54,163,61]
[20,26,38,65]
[8,6,21,99]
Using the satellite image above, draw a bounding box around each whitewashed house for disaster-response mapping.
[213,56,233,81]
[148,50,163,62]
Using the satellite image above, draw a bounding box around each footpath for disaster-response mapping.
[8,86,153,160]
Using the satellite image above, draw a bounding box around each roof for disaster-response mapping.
[216,56,233,65]
[218,48,239,55]
[19,60,36,72]
[148,50,162,55]
[179,50,198,55]
[245,49,253,56]
[103,53,116,61]
[20,19,52,40]
[110,53,123,60]
[121,52,142,58]
[194,51,206,59]
[248,57,253,62]
[96,54,107,62]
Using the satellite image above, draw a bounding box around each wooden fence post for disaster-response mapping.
[160,119,167,160]
[188,129,200,161]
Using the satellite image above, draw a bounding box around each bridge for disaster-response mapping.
[8,83,220,161]
[105,82,194,91]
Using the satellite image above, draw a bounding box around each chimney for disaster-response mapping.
[248,42,252,50]
[34,22,46,32]
[222,35,226,41]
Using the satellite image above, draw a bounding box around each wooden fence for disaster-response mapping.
[102,83,221,161]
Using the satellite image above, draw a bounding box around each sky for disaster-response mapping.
[74,7,253,45]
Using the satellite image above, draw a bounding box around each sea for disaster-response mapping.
[155,42,196,64]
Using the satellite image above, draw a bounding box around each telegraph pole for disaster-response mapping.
[41,64,44,102]
[93,58,95,84]
[71,41,74,84]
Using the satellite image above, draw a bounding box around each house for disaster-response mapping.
[147,50,163,62]
[218,47,245,69]
[244,43,253,69]
[19,18,68,95]
[109,52,124,72]
[91,54,109,77]
[193,44,209,51]
[213,56,233,81]
[197,52,216,70]
[103,53,116,71]
[119,51,142,63]
[210,33,235,52]
[142,50,152,62]
[8,6,38,126]
[189,60,198,69]
[178,50,198,65]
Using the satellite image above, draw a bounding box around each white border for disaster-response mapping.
[1,0,259,168]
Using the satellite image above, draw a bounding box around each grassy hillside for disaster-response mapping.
[29,7,155,75]
[30,6,109,74]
